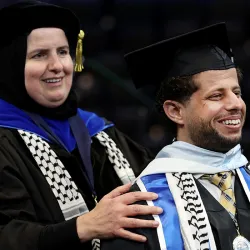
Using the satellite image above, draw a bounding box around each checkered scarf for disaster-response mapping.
[18,129,136,250]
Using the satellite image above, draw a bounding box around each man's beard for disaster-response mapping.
[187,116,242,153]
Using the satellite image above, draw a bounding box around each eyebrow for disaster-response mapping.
[205,85,241,95]
[214,86,241,91]
[27,45,69,55]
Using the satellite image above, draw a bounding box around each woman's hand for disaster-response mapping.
[76,183,162,242]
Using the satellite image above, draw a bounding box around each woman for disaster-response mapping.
[0,1,162,250]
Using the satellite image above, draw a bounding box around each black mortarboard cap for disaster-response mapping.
[0,0,80,50]
[124,23,235,90]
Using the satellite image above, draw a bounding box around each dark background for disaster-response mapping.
[2,0,250,154]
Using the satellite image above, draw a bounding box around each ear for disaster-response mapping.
[163,100,185,125]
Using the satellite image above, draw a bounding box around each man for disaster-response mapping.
[101,23,250,250]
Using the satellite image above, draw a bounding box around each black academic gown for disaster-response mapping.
[196,175,250,250]
[0,126,154,250]
[101,174,250,250]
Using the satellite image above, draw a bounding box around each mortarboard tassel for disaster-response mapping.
[74,30,85,72]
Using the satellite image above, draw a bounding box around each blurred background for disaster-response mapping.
[2,0,250,155]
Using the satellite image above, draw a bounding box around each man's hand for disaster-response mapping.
[76,183,162,242]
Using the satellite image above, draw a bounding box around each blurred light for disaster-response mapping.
[76,73,95,91]
[99,15,116,31]
[148,124,165,142]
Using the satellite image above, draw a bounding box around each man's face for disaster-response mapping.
[180,68,246,152]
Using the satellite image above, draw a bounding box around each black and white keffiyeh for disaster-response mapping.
[18,129,136,250]
[136,158,218,250]
[18,129,88,220]
[95,131,135,184]
[166,172,212,250]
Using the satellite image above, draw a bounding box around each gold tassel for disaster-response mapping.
[74,30,85,72]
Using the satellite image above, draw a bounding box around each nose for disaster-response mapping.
[225,91,244,111]
[48,54,63,73]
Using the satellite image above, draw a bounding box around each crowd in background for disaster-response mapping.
[1,0,250,154]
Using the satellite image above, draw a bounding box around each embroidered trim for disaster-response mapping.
[95,131,135,184]
[18,130,88,220]
[92,238,101,250]
[167,173,210,250]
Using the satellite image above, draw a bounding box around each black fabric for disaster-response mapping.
[168,45,234,79]
[0,1,79,50]
[124,22,235,90]
[195,175,250,250]
[0,125,153,250]
[0,0,79,119]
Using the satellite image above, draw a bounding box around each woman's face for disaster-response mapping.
[25,27,74,108]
